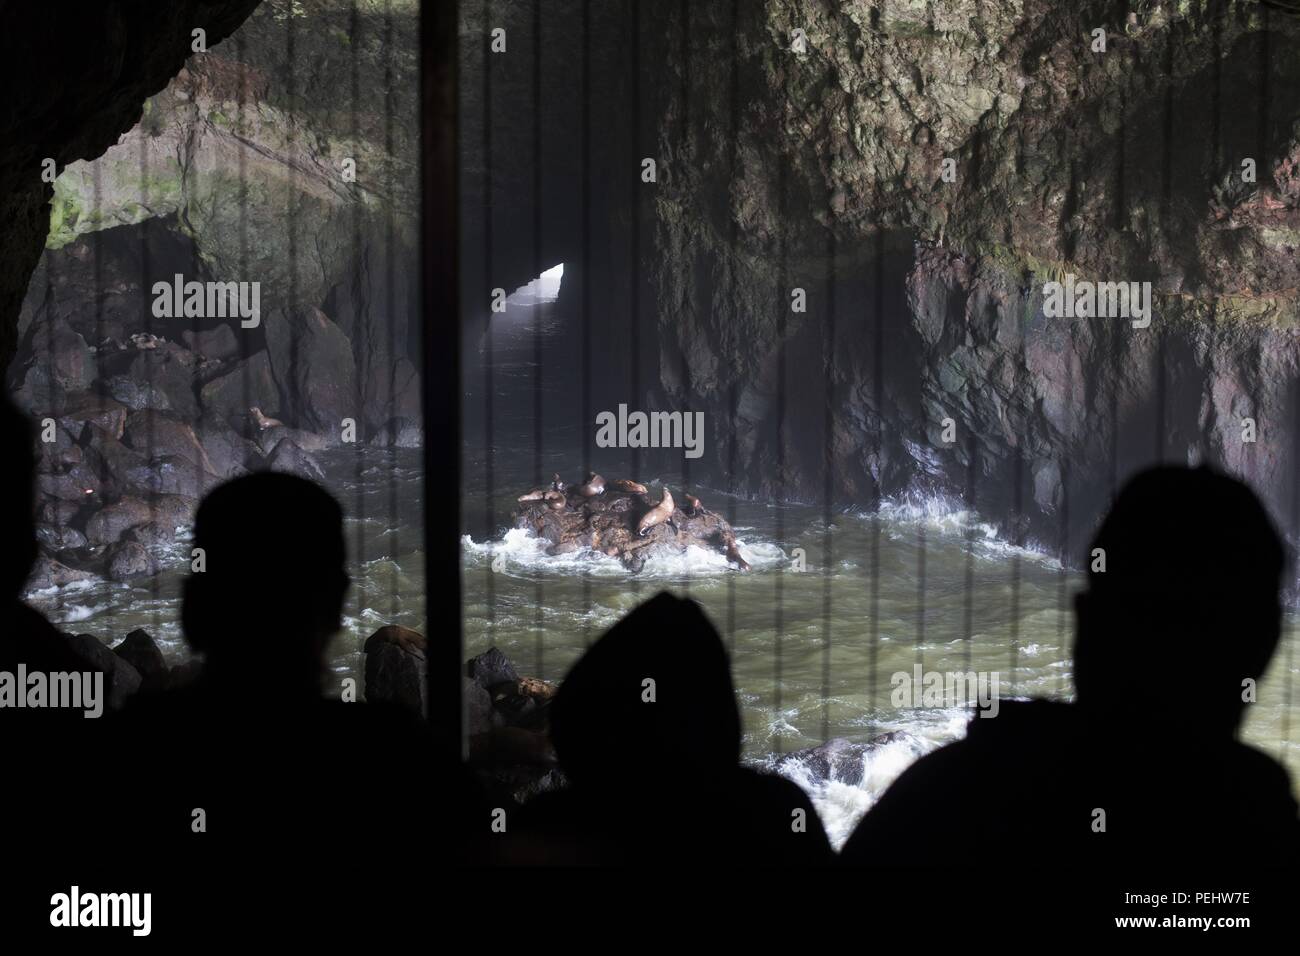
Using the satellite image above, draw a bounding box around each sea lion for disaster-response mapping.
[576,473,605,497]
[636,487,676,537]
[544,490,567,511]
[725,541,751,572]
[551,473,566,492]
[607,478,648,495]
[249,406,286,431]
[683,492,705,516]
[517,489,548,502]
[721,530,751,571]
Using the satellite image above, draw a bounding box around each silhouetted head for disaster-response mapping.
[1075,466,1288,735]
[549,592,742,790]
[183,472,348,692]
[0,394,38,602]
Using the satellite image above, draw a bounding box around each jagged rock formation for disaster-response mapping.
[641,0,1300,558]
[6,2,421,587]
[0,0,262,369]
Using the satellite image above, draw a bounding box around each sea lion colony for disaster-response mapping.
[514,474,750,572]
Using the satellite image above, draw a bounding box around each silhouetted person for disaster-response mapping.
[509,592,833,865]
[116,472,451,886]
[841,466,1299,866]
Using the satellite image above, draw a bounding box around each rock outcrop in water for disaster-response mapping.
[363,635,563,805]
[513,478,751,573]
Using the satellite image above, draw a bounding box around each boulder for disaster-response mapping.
[34,425,83,473]
[112,629,168,692]
[119,454,217,499]
[466,647,519,690]
[193,413,258,478]
[64,633,143,712]
[84,495,193,548]
[36,462,102,502]
[35,523,87,553]
[101,345,201,417]
[363,624,427,718]
[56,393,129,441]
[106,540,158,580]
[255,422,329,455]
[123,409,218,475]
[24,556,95,592]
[465,677,493,737]
[198,350,281,424]
[181,324,242,362]
[264,306,357,433]
[263,438,325,482]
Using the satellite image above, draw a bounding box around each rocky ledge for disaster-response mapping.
[513,474,750,573]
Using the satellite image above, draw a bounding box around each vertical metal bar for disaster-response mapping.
[580,0,592,648]
[533,0,547,670]
[350,0,368,685]
[420,0,464,760]
[725,0,739,655]
[384,0,399,620]
[482,0,496,638]
[821,217,835,742]
[773,154,786,752]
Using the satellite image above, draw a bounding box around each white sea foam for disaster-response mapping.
[874,493,1062,568]
[760,707,974,850]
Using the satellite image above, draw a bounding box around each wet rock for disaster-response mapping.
[36,523,87,553]
[465,677,493,737]
[56,393,129,441]
[21,324,96,395]
[122,409,217,475]
[363,625,427,718]
[39,498,85,529]
[467,647,518,690]
[64,633,142,712]
[35,425,83,472]
[181,324,242,362]
[774,733,921,788]
[24,555,95,591]
[264,306,357,434]
[192,413,258,478]
[119,454,217,499]
[106,540,158,580]
[255,422,329,455]
[263,437,325,482]
[101,346,201,418]
[36,462,102,502]
[85,495,192,547]
[198,350,281,425]
[112,629,168,692]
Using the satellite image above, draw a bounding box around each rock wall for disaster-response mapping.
[0,0,263,371]
[644,0,1300,559]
